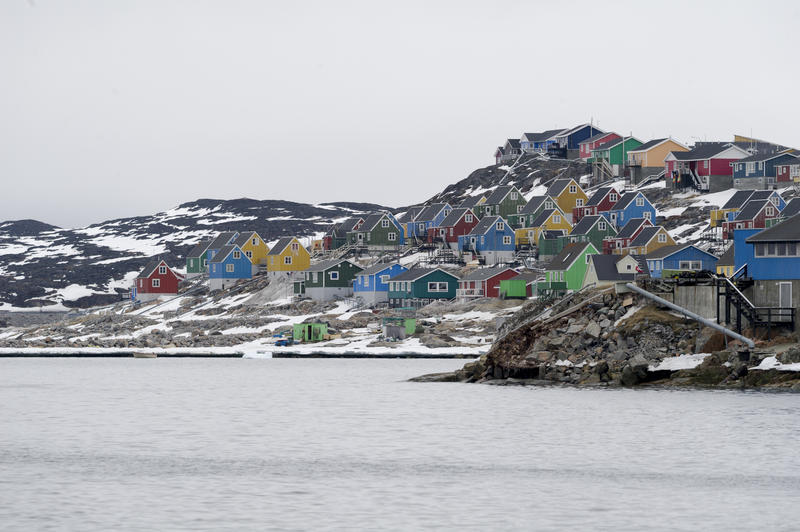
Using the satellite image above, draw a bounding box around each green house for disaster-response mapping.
[347,212,404,249]
[387,267,460,308]
[481,185,527,221]
[293,322,328,343]
[303,259,363,302]
[185,238,213,277]
[538,242,598,296]
[513,195,562,229]
[557,215,617,252]
[590,136,643,166]
[459,194,488,219]
[538,230,567,260]
[326,217,364,250]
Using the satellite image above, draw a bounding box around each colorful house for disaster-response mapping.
[605,218,653,255]
[232,231,270,274]
[387,268,460,308]
[323,217,364,250]
[664,142,750,192]
[267,237,311,277]
[209,244,253,291]
[550,124,605,158]
[397,207,423,239]
[132,259,183,303]
[645,244,718,278]
[768,198,800,228]
[578,132,621,160]
[348,212,404,249]
[185,238,213,278]
[710,189,760,228]
[459,194,487,218]
[537,229,567,261]
[499,272,540,299]
[626,138,689,185]
[716,245,735,277]
[480,185,527,220]
[429,207,479,250]
[539,242,598,295]
[603,191,656,229]
[546,178,589,223]
[409,203,452,240]
[302,259,363,301]
[732,151,798,189]
[515,209,571,247]
[496,139,521,163]
[583,254,642,291]
[205,231,238,264]
[590,136,643,177]
[513,195,561,229]
[560,215,617,252]
[624,226,676,256]
[457,267,518,299]
[722,199,782,240]
[520,129,564,153]
[775,158,800,184]
[458,215,516,265]
[573,186,621,223]
[354,262,408,306]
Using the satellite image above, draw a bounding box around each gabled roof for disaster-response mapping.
[415,203,450,222]
[593,136,642,152]
[570,215,609,236]
[233,231,261,248]
[717,245,735,266]
[547,242,595,271]
[495,146,505,156]
[207,231,237,250]
[484,185,518,205]
[306,258,359,273]
[336,217,365,233]
[210,244,244,264]
[267,237,298,255]
[610,191,646,212]
[580,132,617,145]
[775,157,800,167]
[390,267,459,282]
[734,200,769,221]
[186,239,213,259]
[781,198,800,219]
[746,214,800,242]
[627,138,688,153]
[616,218,651,239]
[468,215,506,236]
[461,266,517,282]
[720,190,757,210]
[629,226,665,247]
[585,187,617,207]
[440,208,470,227]
[520,195,557,215]
[529,209,560,228]
[357,262,404,277]
[669,142,747,161]
[546,178,578,197]
[588,255,636,283]
[137,259,169,279]
[748,190,779,202]
[645,243,715,261]
[734,150,797,164]
[521,129,565,143]
[459,195,485,208]
[397,207,423,224]
[359,213,392,232]
[505,138,521,149]
[555,123,601,138]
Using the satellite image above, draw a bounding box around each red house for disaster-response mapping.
[775,159,800,183]
[573,186,621,223]
[664,143,749,192]
[721,200,781,240]
[427,207,479,250]
[603,218,652,254]
[578,132,621,160]
[457,266,518,299]
[133,259,183,303]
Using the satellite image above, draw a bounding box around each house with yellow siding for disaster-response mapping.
[515,209,571,246]
[233,231,270,274]
[546,178,588,223]
[716,245,735,277]
[626,138,689,185]
[267,236,310,276]
[623,226,676,256]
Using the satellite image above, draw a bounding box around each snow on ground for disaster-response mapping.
[670,222,707,243]
[752,356,800,372]
[524,183,548,200]
[658,206,687,218]
[690,188,738,209]
[89,234,168,256]
[649,353,710,371]
[638,180,666,190]
[55,284,95,301]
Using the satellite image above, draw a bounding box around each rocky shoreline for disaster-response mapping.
[412,288,800,391]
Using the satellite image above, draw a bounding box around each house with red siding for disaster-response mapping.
[132,259,183,303]
[457,266,518,299]
[721,199,782,240]
[603,218,652,254]
[578,132,621,160]
[775,158,800,184]
[572,186,621,223]
[427,207,479,250]
[664,142,750,193]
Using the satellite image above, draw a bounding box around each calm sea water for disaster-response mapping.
[0,358,797,532]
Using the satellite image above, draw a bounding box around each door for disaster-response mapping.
[779,282,792,320]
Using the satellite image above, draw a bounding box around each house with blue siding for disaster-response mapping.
[603,191,656,229]
[209,244,253,291]
[408,203,452,240]
[458,215,516,265]
[732,151,799,188]
[205,231,239,264]
[645,244,718,278]
[520,129,565,153]
[354,262,408,306]
[549,124,605,158]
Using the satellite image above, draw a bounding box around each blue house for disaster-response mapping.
[645,244,718,278]
[409,203,452,239]
[551,124,605,151]
[603,191,656,229]
[732,152,799,188]
[520,129,565,153]
[205,231,239,264]
[354,262,408,306]
[209,244,253,291]
[458,215,516,265]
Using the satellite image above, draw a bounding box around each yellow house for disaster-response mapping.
[626,138,689,168]
[267,236,311,274]
[233,231,270,272]
[716,245,734,277]
[515,208,571,246]
[624,226,676,256]
[546,178,588,223]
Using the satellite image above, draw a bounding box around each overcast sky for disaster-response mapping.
[2,0,798,228]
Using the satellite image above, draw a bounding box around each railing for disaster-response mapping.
[456,288,485,298]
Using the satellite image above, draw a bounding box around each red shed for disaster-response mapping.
[133,259,183,302]
[428,207,479,249]
[457,266,518,299]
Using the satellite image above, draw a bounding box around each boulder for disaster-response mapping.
[584,321,601,339]
[778,347,800,365]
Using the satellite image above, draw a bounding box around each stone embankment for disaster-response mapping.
[413,288,800,391]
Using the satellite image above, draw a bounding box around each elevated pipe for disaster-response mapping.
[625,283,755,350]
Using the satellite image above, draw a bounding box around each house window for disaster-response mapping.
[643,212,651,221]
[746,162,755,174]
[679,261,702,270]
[585,255,591,264]
[766,206,775,216]
[485,206,492,215]
[252,238,258,246]
[380,275,390,283]
[518,216,525,225]
[381,219,390,228]
[388,232,397,241]
[203,259,207,266]
[545,201,553,209]
[658,233,667,243]
[609,193,618,202]
[510,191,518,200]
[704,160,709,169]
[158,265,166,275]
[598,221,607,231]
[553,215,561,224]
[428,282,449,292]
[559,271,564,281]
[329,271,339,280]
[152,278,160,288]
[284,256,292,265]
[465,214,473,223]
[791,166,800,178]
[496,221,504,231]
[233,251,241,259]
[576,199,584,207]
[517,205,524,213]
[226,264,234,273]
[635,196,644,206]
[503,236,512,245]
[418,223,425,232]
[291,243,299,252]
[245,251,252,259]
[363,276,369,287]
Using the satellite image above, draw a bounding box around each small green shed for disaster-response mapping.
[293,322,328,342]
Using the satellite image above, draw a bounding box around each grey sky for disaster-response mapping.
[2,0,798,228]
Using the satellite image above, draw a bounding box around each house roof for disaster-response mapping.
[555,123,600,138]
[529,209,559,228]
[459,195,485,208]
[359,213,388,231]
[468,215,505,235]
[748,190,778,202]
[781,198,800,218]
[734,200,769,221]
[629,226,664,247]
[357,262,404,277]
[390,267,459,282]
[541,229,566,239]
[137,259,168,279]
[519,195,556,215]
[611,191,644,211]
[209,245,241,264]
[440,208,470,227]
[593,136,641,152]
[588,255,636,283]
[397,207,423,224]
[717,245,735,266]
[186,239,213,259]
[644,243,694,260]
[461,266,517,282]
[506,138,521,149]
[267,237,297,255]
[337,217,365,233]
[616,218,650,239]
[585,187,615,207]
[415,203,450,222]
[720,190,757,210]
[546,178,576,197]
[495,146,505,156]
[484,185,517,205]
[570,215,606,236]
[207,231,237,250]
[669,142,739,161]
[580,132,616,145]
[522,129,565,142]
[547,242,595,271]
[734,151,796,164]
[233,231,260,248]
[745,214,800,242]
[306,259,358,273]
